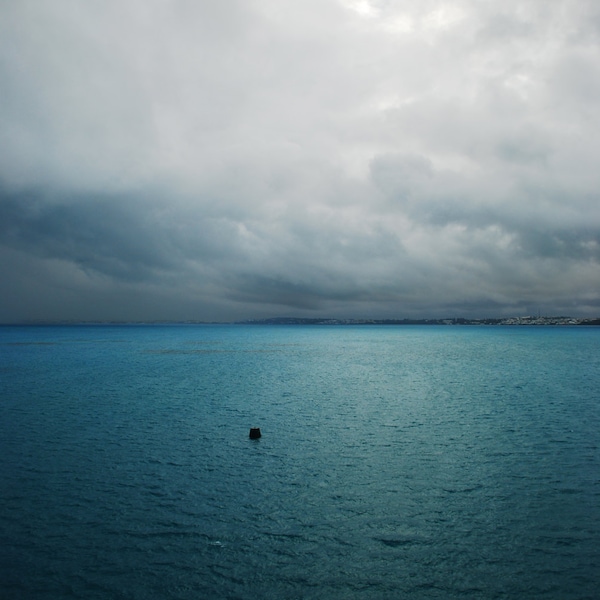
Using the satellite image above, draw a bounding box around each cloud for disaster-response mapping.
[1,0,599,322]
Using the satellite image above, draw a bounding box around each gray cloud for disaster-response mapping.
[1,0,599,322]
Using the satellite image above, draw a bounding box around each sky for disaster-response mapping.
[1,0,600,322]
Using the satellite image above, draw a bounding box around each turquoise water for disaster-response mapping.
[1,324,599,599]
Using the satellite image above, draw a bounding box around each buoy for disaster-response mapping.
[249,427,261,439]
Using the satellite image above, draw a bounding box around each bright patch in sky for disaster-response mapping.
[342,0,379,18]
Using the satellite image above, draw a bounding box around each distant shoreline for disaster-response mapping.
[238,316,600,326]
[3,316,600,326]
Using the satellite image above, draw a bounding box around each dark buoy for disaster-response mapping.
[249,427,262,439]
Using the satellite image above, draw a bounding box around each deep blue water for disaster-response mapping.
[1,324,599,599]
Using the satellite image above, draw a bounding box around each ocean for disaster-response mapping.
[1,324,599,599]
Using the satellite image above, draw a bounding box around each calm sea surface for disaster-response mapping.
[1,324,599,599]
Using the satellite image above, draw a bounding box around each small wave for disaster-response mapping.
[262,531,306,541]
[442,484,483,494]
[143,349,231,355]
[374,536,420,548]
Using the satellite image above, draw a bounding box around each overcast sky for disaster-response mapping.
[1,0,600,322]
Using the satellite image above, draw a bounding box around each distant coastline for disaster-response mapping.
[238,316,600,326]
[7,315,600,326]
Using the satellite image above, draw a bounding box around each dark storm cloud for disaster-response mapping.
[1,0,600,321]
[0,187,254,280]
[1,191,169,280]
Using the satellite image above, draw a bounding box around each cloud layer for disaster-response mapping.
[1,0,600,321]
